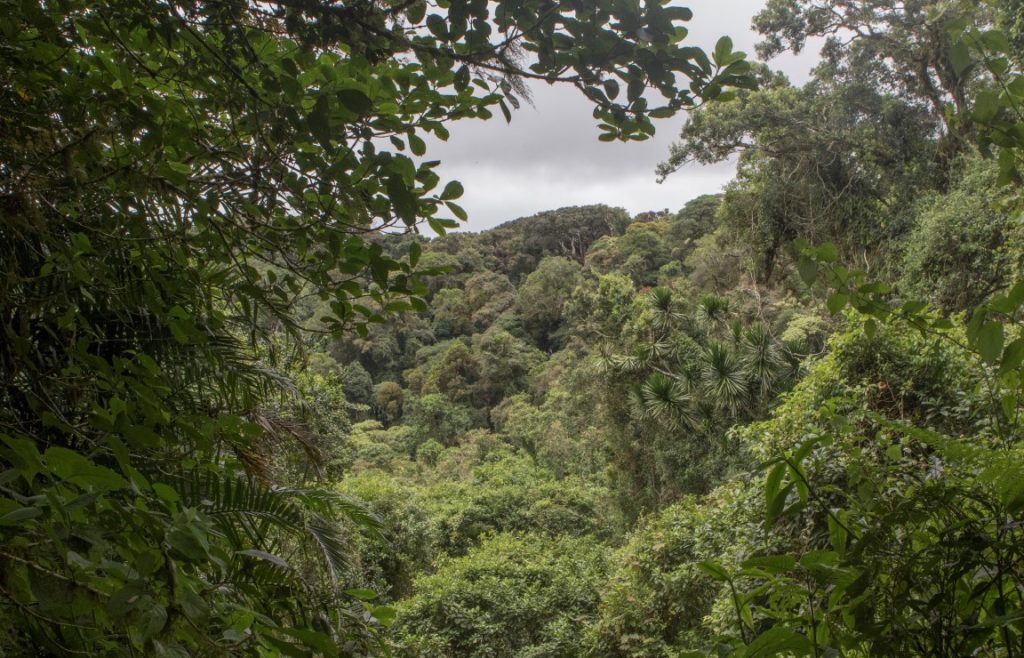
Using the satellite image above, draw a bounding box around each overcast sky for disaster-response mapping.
[424,0,822,233]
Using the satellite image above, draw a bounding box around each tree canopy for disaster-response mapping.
[0,0,750,655]
[9,0,1024,656]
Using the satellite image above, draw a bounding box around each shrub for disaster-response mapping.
[394,533,609,658]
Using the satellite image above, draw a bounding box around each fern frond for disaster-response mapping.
[165,473,376,587]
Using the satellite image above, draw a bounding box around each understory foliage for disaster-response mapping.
[393,533,609,658]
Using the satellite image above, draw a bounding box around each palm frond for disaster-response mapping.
[647,287,675,313]
[646,287,683,332]
[290,488,384,541]
[610,353,647,373]
[639,373,695,429]
[642,340,674,362]
[740,321,784,396]
[700,342,747,410]
[696,293,731,331]
[729,318,744,344]
[167,472,378,584]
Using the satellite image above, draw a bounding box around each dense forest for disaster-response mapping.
[4,0,1024,656]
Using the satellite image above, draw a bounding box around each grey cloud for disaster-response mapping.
[420,0,822,232]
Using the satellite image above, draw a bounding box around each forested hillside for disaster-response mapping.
[5,0,1024,657]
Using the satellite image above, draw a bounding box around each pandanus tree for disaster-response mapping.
[615,288,801,433]
[592,287,802,510]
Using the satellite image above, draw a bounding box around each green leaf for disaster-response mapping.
[697,560,731,582]
[745,626,812,657]
[140,602,168,642]
[1007,280,1024,309]
[337,88,372,115]
[454,65,470,91]
[974,90,1000,122]
[770,482,795,524]
[409,241,422,268]
[237,549,291,569]
[713,36,733,66]
[387,175,418,225]
[406,0,426,24]
[949,41,973,75]
[280,627,339,656]
[799,549,839,571]
[1,435,43,479]
[976,321,1005,365]
[166,526,209,562]
[827,513,848,554]
[826,293,847,316]
[108,583,148,617]
[665,6,694,21]
[370,604,396,627]
[901,300,927,315]
[446,201,467,221]
[309,95,332,147]
[179,591,209,622]
[797,255,817,286]
[408,133,426,156]
[0,506,43,526]
[765,462,786,523]
[152,483,180,503]
[345,588,378,601]
[741,555,796,574]
[440,180,464,200]
[816,243,838,263]
[45,447,127,491]
[1002,393,1017,423]
[1000,338,1024,375]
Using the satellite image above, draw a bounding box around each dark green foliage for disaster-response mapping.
[752,0,985,153]
[373,381,406,426]
[424,455,619,555]
[341,362,375,406]
[339,473,441,601]
[516,256,582,350]
[431,288,475,339]
[589,486,752,656]
[670,194,721,246]
[586,218,675,286]
[564,272,639,344]
[394,533,609,658]
[661,73,940,280]
[901,153,1023,312]
[404,394,475,448]
[464,271,518,330]
[471,328,545,408]
[431,205,632,284]
[687,317,1024,655]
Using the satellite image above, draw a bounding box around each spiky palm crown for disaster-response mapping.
[621,289,799,432]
